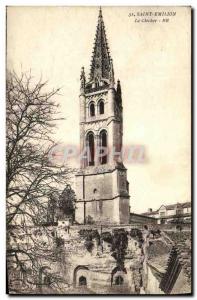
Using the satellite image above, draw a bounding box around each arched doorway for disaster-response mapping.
[111,267,127,286]
[115,275,124,285]
[73,265,89,287]
[79,276,87,286]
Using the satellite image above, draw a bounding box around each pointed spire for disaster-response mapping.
[116,79,122,106]
[117,79,121,95]
[89,7,112,83]
[99,6,102,18]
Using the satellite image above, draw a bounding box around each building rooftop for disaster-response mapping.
[142,210,158,216]
[142,201,191,216]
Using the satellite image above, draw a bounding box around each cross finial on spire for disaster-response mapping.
[99,6,102,18]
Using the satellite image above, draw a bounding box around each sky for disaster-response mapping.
[7,6,191,213]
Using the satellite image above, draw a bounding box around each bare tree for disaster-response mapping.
[6,70,72,293]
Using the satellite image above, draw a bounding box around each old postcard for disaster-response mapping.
[6,6,191,295]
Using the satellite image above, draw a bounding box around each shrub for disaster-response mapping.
[85,215,94,224]
[101,231,112,243]
[130,228,142,239]
[55,237,65,247]
[110,229,128,263]
[84,240,94,252]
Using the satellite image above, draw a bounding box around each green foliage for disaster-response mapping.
[130,228,142,239]
[101,231,113,243]
[85,215,94,224]
[55,237,65,248]
[79,229,99,240]
[111,229,128,263]
[84,240,94,252]
[78,229,100,251]
[59,184,76,216]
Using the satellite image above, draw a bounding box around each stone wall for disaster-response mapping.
[53,226,146,294]
[8,224,191,295]
[146,265,164,294]
[75,168,129,224]
[130,213,157,225]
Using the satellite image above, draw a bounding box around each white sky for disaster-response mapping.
[7,6,191,213]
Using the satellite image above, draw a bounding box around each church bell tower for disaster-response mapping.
[75,8,130,224]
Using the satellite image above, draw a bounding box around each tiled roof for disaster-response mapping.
[142,211,158,216]
[164,202,191,211]
[130,212,157,219]
[142,201,191,215]
[157,212,191,220]
[165,204,176,210]
[182,202,191,208]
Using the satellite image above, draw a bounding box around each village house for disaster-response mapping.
[142,202,191,225]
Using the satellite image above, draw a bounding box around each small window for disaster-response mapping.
[79,276,87,286]
[99,101,104,114]
[90,103,95,117]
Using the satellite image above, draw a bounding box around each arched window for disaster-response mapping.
[79,276,87,286]
[87,132,95,166]
[99,130,107,164]
[99,100,104,114]
[89,103,95,117]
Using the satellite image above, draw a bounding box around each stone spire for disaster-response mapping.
[80,66,86,93]
[89,7,112,82]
